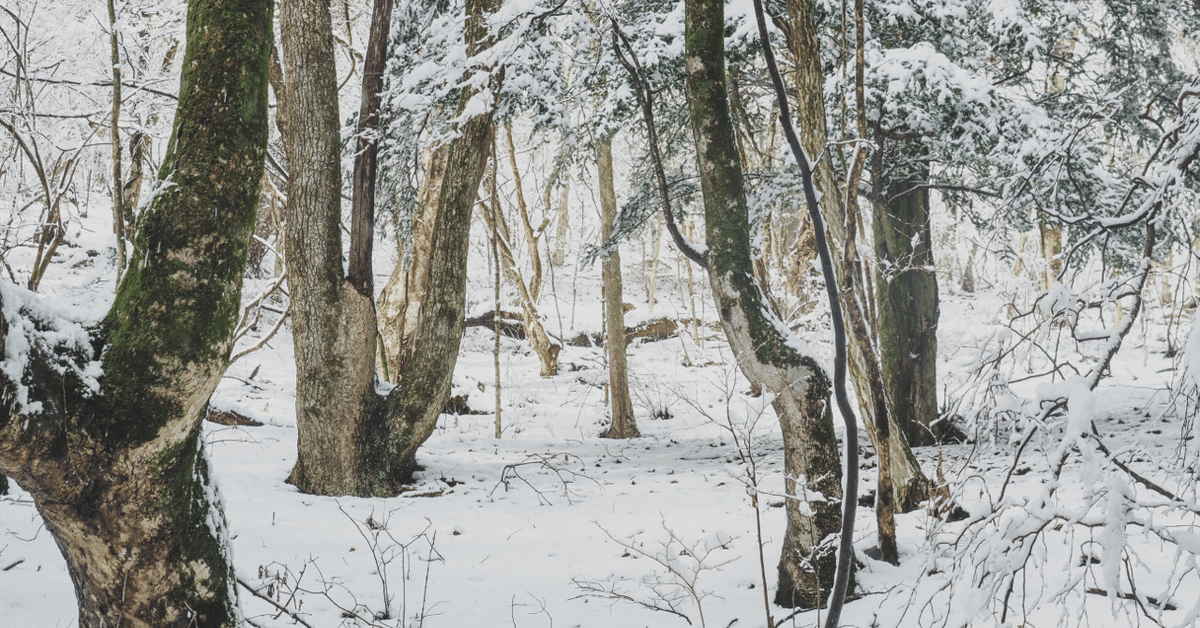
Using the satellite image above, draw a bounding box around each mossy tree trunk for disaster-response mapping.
[382,44,499,478]
[682,0,845,608]
[597,139,638,439]
[0,0,272,623]
[872,144,939,448]
[282,0,500,494]
[788,0,929,510]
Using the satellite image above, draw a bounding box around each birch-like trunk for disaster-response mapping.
[377,143,446,379]
[0,0,271,622]
[597,139,638,438]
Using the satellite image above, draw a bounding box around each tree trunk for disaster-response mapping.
[108,0,127,281]
[280,0,390,496]
[597,139,638,438]
[682,0,845,608]
[873,150,939,448]
[480,167,561,378]
[348,0,395,296]
[384,78,498,479]
[381,0,501,479]
[377,142,447,379]
[788,0,929,509]
[0,0,271,622]
[283,0,497,493]
[499,124,560,376]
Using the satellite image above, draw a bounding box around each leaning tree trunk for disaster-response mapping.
[873,143,939,447]
[682,0,845,608]
[597,139,638,439]
[479,186,561,378]
[498,124,561,377]
[0,0,271,623]
[788,0,929,510]
[382,0,501,479]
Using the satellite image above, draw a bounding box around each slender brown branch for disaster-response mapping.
[236,578,316,628]
[609,19,708,269]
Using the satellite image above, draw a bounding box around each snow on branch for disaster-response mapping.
[0,281,104,415]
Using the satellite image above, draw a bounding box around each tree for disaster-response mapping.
[0,0,271,623]
[282,0,501,495]
[597,138,638,439]
[872,144,939,447]
[681,0,847,608]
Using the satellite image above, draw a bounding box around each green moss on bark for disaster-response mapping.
[92,0,271,449]
[156,431,238,627]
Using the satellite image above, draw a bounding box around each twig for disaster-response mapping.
[237,578,316,628]
[230,301,291,364]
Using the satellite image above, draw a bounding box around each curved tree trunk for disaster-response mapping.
[0,0,272,622]
[682,0,845,608]
[597,139,638,439]
[480,187,561,378]
[384,74,498,478]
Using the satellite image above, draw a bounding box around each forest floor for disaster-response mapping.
[1,227,1196,628]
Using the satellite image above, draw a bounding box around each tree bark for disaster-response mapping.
[682,0,845,608]
[597,139,638,439]
[873,150,939,447]
[383,57,499,479]
[494,124,560,377]
[283,0,499,494]
[108,0,127,281]
[348,0,395,296]
[0,0,272,622]
[377,142,446,379]
[280,0,390,496]
[481,196,561,378]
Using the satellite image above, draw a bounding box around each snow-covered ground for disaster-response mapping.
[3,210,1199,628]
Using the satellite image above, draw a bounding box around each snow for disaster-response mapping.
[4,2,1200,626]
[7,203,1200,628]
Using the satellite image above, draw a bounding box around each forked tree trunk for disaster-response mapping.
[383,66,498,477]
[480,166,561,378]
[597,139,638,438]
[498,124,561,376]
[0,0,271,622]
[283,0,499,493]
[682,0,845,608]
[280,0,390,496]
